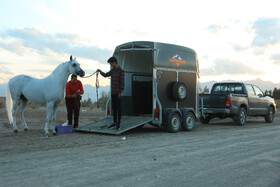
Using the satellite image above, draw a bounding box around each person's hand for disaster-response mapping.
[76,90,82,95]
[118,93,122,98]
[72,93,78,98]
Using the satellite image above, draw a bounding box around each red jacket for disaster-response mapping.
[65,80,84,98]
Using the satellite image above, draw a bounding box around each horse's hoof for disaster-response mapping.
[45,132,50,137]
[14,129,18,133]
[52,132,57,136]
[24,128,29,132]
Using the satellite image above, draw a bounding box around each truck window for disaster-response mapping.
[228,84,235,93]
[212,83,244,94]
[234,84,244,94]
[246,85,255,96]
[212,84,221,94]
[253,85,263,97]
[221,84,229,93]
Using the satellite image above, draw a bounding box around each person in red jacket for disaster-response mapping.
[65,74,84,128]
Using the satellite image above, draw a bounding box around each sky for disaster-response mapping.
[0,0,280,88]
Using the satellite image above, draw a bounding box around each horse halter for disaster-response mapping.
[76,69,85,77]
[69,57,85,77]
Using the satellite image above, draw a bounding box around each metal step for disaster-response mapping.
[75,116,152,135]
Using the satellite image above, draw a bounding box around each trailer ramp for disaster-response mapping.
[75,116,152,135]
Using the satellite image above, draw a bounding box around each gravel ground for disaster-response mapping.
[0,106,279,187]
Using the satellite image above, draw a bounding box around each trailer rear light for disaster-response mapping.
[154,109,159,119]
[107,107,110,116]
[226,97,232,108]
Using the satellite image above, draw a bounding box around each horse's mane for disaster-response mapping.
[46,61,69,80]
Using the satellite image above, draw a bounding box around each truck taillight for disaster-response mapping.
[226,97,231,108]
[154,109,159,119]
[107,107,110,115]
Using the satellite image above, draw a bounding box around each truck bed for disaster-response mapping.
[199,94,228,108]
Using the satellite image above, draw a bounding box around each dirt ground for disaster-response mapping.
[0,106,280,187]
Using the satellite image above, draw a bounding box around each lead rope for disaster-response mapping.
[81,71,97,78]
[96,72,99,109]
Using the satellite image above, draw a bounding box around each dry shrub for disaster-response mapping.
[276,99,280,109]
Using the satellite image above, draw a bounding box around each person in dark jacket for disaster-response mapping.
[97,57,124,130]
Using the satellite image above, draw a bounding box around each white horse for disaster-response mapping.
[6,56,85,135]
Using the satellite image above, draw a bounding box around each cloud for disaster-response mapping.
[207,23,230,34]
[270,53,280,65]
[0,66,13,75]
[207,24,223,33]
[252,17,280,47]
[232,44,248,52]
[0,28,113,63]
[201,59,265,76]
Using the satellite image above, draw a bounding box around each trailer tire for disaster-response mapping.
[182,111,196,131]
[172,82,187,101]
[165,112,181,133]
[234,107,247,126]
[265,106,274,123]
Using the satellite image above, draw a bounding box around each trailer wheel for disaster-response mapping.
[182,111,196,131]
[234,107,247,126]
[165,112,181,133]
[172,82,187,101]
[265,106,274,123]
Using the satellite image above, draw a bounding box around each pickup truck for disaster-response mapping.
[199,82,277,126]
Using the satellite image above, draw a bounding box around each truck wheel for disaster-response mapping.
[265,107,274,123]
[199,117,211,124]
[182,112,196,131]
[165,112,181,133]
[172,82,187,101]
[234,107,247,126]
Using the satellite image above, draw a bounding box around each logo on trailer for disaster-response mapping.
[168,53,186,67]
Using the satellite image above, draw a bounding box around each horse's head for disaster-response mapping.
[69,55,85,77]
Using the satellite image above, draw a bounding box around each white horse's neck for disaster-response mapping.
[47,61,71,86]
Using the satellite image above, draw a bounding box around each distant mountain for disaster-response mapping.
[199,78,280,92]
[0,83,7,97]
[1,78,279,98]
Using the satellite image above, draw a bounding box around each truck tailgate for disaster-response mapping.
[200,94,227,108]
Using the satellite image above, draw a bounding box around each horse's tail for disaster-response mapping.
[6,83,13,125]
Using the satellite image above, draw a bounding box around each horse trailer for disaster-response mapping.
[76,41,200,134]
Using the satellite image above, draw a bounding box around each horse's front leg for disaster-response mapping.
[50,103,60,135]
[45,102,54,136]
